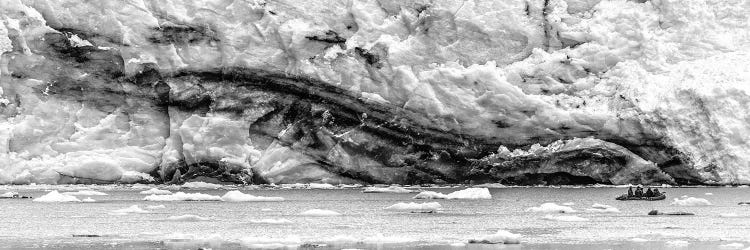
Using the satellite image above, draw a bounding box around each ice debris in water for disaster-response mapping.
[81,197,96,203]
[308,183,336,189]
[181,182,223,189]
[0,191,18,198]
[167,214,210,221]
[240,236,302,249]
[630,238,648,242]
[385,202,441,213]
[140,188,172,195]
[412,188,491,199]
[143,192,222,201]
[62,190,108,196]
[525,203,576,213]
[221,190,284,202]
[543,215,589,222]
[33,191,81,202]
[586,203,620,213]
[719,243,745,249]
[472,183,507,188]
[299,209,342,216]
[671,197,712,206]
[705,193,714,195]
[161,233,224,249]
[562,202,575,206]
[249,218,293,224]
[111,205,149,214]
[147,205,166,209]
[362,186,415,193]
[468,230,521,244]
[666,240,690,248]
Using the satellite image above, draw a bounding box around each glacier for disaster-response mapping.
[0,0,748,185]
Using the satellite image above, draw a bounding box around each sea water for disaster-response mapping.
[1,185,749,249]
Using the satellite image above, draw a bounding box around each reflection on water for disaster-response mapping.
[1,186,749,249]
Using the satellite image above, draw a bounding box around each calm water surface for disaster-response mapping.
[1,185,749,249]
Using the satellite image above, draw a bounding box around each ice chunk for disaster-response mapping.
[111,205,149,214]
[473,183,507,188]
[630,238,648,242]
[362,186,414,193]
[666,240,689,248]
[308,183,336,189]
[167,214,210,221]
[562,202,575,206]
[385,202,441,213]
[33,191,81,202]
[240,236,301,249]
[249,218,293,224]
[221,190,284,202]
[542,215,589,222]
[586,203,620,213]
[62,190,108,196]
[719,243,744,249]
[413,188,491,199]
[705,193,713,195]
[147,205,166,209]
[412,191,448,199]
[526,203,576,213]
[0,191,18,198]
[468,230,522,244]
[671,197,712,206]
[140,188,172,195]
[181,182,223,189]
[143,192,222,201]
[81,197,96,203]
[299,209,341,216]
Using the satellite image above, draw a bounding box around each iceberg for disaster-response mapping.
[33,191,81,202]
[526,203,577,213]
[671,197,713,206]
[62,190,108,196]
[468,230,522,244]
[385,202,441,213]
[143,192,222,201]
[542,215,589,222]
[362,186,415,193]
[111,205,149,214]
[299,209,341,216]
[140,188,172,195]
[221,190,284,202]
[413,188,491,199]
[81,197,96,203]
[586,203,620,213]
[167,214,210,221]
[308,183,336,189]
[0,191,18,198]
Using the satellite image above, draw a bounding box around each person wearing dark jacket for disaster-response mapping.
[645,188,654,197]
[652,188,662,197]
[634,186,643,197]
[628,186,634,197]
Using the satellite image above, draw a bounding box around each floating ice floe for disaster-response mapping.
[33,191,81,202]
[111,205,149,215]
[630,238,648,242]
[181,182,223,189]
[140,188,172,195]
[1,191,19,198]
[705,193,714,195]
[666,240,690,248]
[671,197,712,206]
[82,197,96,203]
[468,230,522,244]
[147,205,166,209]
[249,218,293,224]
[412,188,491,199]
[161,233,224,249]
[586,203,620,213]
[167,214,210,221]
[542,215,589,222]
[385,202,441,213]
[62,190,108,196]
[472,183,507,188]
[562,202,575,206]
[143,192,222,201]
[221,190,284,202]
[719,243,744,249]
[308,183,336,189]
[363,186,415,193]
[299,209,341,216]
[526,203,576,213]
[240,236,302,249]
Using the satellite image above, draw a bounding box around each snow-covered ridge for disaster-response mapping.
[0,0,748,185]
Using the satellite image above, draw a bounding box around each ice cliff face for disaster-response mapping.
[0,0,748,185]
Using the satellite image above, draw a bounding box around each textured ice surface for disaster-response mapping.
[468,230,522,244]
[671,197,713,206]
[0,0,748,185]
[32,191,80,202]
[586,203,620,213]
[220,190,284,202]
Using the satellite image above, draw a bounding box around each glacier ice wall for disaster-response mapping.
[0,0,747,185]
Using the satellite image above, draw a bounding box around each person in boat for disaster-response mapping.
[627,186,634,197]
[645,187,654,197]
[634,186,643,197]
[652,188,661,197]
